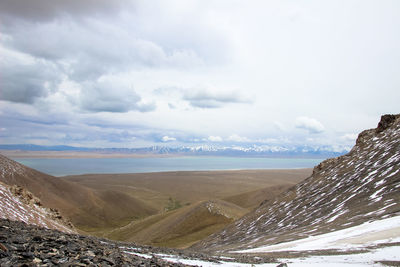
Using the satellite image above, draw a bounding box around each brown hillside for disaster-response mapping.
[0,181,75,233]
[65,169,310,212]
[0,155,156,233]
[107,199,247,248]
[222,184,294,209]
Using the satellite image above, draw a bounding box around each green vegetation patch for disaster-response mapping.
[164,197,183,212]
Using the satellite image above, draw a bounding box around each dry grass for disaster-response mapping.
[65,169,311,212]
[223,184,295,209]
[107,199,248,248]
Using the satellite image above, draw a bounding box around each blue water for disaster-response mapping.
[14,157,323,177]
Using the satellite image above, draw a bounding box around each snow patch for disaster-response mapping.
[236,215,400,253]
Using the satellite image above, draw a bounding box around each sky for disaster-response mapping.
[0,0,399,150]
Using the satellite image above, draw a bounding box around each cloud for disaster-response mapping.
[168,103,177,109]
[184,89,250,108]
[341,133,358,142]
[2,19,205,82]
[78,81,156,113]
[0,0,127,23]
[295,116,325,134]
[0,48,61,104]
[1,1,399,149]
[227,134,250,142]
[161,136,176,142]
[208,136,223,142]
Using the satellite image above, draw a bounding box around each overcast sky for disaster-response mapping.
[0,0,399,149]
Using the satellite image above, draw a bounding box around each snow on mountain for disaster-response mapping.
[107,144,349,156]
[0,154,158,233]
[123,245,400,266]
[118,214,400,266]
[1,114,399,266]
[0,181,75,233]
[237,215,400,253]
[0,154,29,181]
[193,114,400,253]
[0,143,348,157]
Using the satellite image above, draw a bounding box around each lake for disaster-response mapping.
[15,157,323,177]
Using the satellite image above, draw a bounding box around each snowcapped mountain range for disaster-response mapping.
[0,143,349,158]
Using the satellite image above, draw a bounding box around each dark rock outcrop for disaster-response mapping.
[0,219,187,267]
[0,219,277,266]
[376,114,399,133]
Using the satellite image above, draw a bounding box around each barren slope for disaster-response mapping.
[222,184,294,210]
[107,199,247,248]
[65,169,310,212]
[193,114,400,252]
[0,155,156,233]
[0,181,75,233]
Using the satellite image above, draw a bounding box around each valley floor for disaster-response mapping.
[64,169,310,248]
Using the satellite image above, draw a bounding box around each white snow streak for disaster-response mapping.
[235,215,400,253]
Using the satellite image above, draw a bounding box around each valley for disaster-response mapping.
[0,114,399,266]
[0,154,310,248]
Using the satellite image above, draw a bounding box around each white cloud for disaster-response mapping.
[184,88,251,108]
[273,121,286,131]
[341,133,358,142]
[227,134,250,142]
[208,136,223,142]
[161,136,176,142]
[295,117,325,134]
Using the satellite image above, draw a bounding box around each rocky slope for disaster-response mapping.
[0,181,75,234]
[193,114,400,252]
[0,219,279,266]
[0,219,188,267]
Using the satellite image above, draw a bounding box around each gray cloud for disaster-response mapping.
[184,89,251,108]
[2,20,204,82]
[78,81,156,113]
[0,52,61,104]
[0,0,128,23]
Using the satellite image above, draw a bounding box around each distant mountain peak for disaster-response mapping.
[0,144,348,158]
